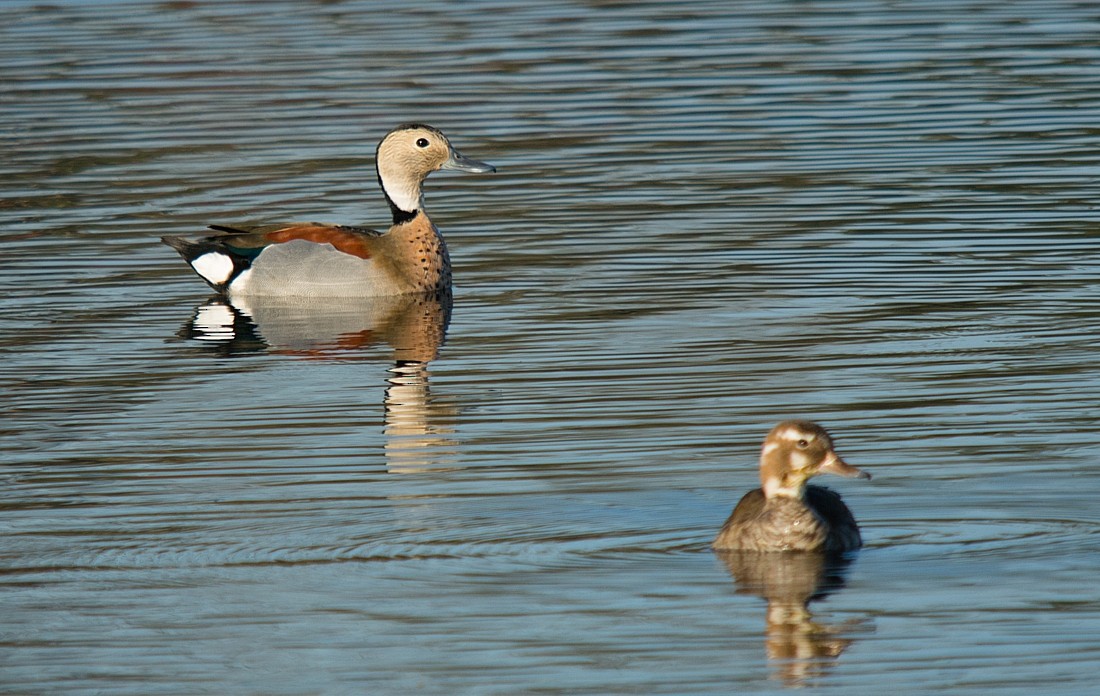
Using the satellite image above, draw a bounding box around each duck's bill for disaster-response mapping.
[442,150,496,173]
[819,453,872,480]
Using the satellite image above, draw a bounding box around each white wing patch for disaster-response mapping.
[191,252,235,285]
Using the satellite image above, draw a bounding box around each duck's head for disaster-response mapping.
[758,420,870,500]
[376,124,495,220]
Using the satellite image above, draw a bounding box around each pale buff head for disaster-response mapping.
[375,124,495,216]
[758,420,870,499]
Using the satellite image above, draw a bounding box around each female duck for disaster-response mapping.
[713,421,871,553]
[162,124,494,298]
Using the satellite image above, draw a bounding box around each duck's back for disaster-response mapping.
[163,219,450,298]
[804,486,861,551]
[712,485,861,553]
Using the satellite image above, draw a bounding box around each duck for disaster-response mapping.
[162,124,494,298]
[713,421,871,553]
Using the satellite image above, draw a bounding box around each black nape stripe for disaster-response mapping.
[390,207,419,225]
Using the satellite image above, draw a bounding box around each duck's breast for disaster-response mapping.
[713,490,834,552]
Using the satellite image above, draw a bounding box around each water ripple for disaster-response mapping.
[5,0,1100,693]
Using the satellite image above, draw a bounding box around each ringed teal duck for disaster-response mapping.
[162,124,494,298]
[713,421,871,553]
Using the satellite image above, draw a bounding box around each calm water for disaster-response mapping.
[4,0,1100,693]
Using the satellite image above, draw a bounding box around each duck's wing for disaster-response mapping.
[162,223,383,294]
[713,488,766,549]
[207,222,383,253]
[726,488,766,525]
[805,485,862,550]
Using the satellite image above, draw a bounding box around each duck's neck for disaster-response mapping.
[763,478,806,500]
[378,166,424,225]
[389,204,420,225]
[760,449,808,501]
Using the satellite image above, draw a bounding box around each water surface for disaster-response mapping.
[3,1,1100,693]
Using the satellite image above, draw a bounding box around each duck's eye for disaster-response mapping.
[797,439,809,449]
[416,138,430,148]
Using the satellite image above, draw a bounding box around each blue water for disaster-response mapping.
[3,1,1100,693]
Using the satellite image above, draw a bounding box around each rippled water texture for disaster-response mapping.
[4,1,1100,693]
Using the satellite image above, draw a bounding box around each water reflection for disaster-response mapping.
[718,551,868,688]
[178,292,456,470]
[181,292,450,362]
[383,360,458,473]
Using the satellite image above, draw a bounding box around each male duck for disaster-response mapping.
[162,124,494,298]
[713,421,871,553]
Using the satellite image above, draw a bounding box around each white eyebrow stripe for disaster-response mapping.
[780,427,804,440]
[762,442,780,455]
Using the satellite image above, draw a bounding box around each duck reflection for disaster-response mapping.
[717,550,866,688]
[381,358,458,473]
[178,292,456,471]
[182,292,450,361]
